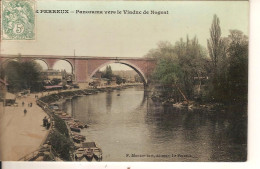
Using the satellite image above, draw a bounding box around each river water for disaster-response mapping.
[64,86,247,162]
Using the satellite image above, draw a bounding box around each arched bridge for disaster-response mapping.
[0,54,157,87]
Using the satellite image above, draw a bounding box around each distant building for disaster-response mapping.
[62,70,74,84]
[41,69,74,86]
[113,70,139,83]
[90,77,109,87]
[41,69,62,80]
[4,92,16,106]
[0,79,16,105]
[91,70,111,87]
[92,69,140,86]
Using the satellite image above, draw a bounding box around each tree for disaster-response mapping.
[175,36,208,99]
[103,65,113,80]
[49,130,73,161]
[148,38,207,101]
[207,15,233,102]
[115,75,124,85]
[4,61,43,92]
[0,66,5,79]
[153,57,182,85]
[144,41,176,60]
[227,30,248,104]
[207,14,222,69]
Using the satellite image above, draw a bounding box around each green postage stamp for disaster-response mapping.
[1,0,35,40]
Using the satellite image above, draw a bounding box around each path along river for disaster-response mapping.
[63,86,247,162]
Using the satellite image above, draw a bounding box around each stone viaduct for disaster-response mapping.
[0,54,157,87]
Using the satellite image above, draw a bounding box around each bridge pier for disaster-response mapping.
[143,82,154,93]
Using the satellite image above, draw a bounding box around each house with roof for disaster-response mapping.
[0,79,16,105]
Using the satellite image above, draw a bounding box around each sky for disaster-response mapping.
[1,1,248,71]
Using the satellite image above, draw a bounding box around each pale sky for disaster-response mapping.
[1,1,248,71]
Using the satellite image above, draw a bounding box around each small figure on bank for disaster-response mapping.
[30,103,33,107]
[24,109,27,116]
[46,121,51,129]
[43,116,47,127]
[46,118,51,129]
[22,101,24,107]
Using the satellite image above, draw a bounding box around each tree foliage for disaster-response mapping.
[49,130,73,161]
[4,61,43,92]
[207,15,248,104]
[207,14,222,69]
[101,65,127,85]
[148,39,207,101]
[147,15,248,105]
[226,30,248,104]
[115,75,125,85]
[103,65,113,80]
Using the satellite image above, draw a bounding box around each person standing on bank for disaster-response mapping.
[24,109,27,116]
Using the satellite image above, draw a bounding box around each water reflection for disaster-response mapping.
[106,92,112,114]
[64,86,246,162]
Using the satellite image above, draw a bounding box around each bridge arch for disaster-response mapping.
[0,58,19,69]
[32,59,49,70]
[52,59,74,74]
[89,60,148,86]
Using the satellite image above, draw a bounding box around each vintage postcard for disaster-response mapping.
[0,0,249,163]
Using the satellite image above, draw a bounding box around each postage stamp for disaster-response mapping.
[1,0,35,40]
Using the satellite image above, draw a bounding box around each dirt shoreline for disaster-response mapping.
[0,93,49,161]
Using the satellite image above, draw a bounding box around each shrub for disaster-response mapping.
[49,130,73,161]
[53,115,69,137]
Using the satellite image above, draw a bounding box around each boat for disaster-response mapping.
[74,148,85,161]
[72,135,86,143]
[77,122,84,129]
[84,148,94,161]
[70,126,81,132]
[73,137,82,143]
[82,142,97,148]
[75,153,84,161]
[60,116,72,120]
[93,147,103,161]
[81,142,102,161]
[72,132,86,140]
[117,94,120,96]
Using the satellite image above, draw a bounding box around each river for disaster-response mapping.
[63,86,247,162]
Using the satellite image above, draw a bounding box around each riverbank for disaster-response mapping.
[151,93,229,112]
